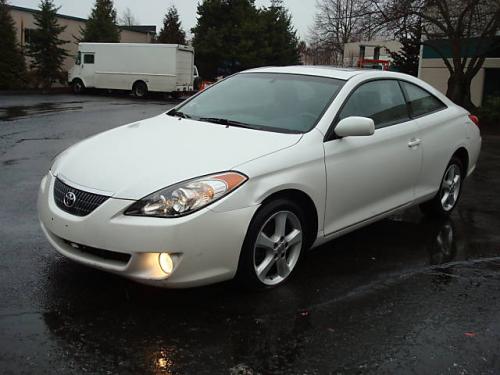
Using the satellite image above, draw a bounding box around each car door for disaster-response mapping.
[398,81,451,200]
[81,53,96,87]
[323,79,422,236]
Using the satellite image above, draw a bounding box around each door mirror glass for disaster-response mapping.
[334,116,375,137]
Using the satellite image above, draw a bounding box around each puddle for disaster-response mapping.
[0,102,84,121]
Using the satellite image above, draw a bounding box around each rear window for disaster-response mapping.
[401,81,446,117]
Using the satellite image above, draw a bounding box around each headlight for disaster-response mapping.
[124,171,248,218]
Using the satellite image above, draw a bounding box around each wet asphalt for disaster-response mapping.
[0,94,499,375]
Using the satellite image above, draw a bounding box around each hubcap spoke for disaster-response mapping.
[441,191,449,206]
[257,232,275,251]
[285,229,302,247]
[274,212,287,238]
[276,257,290,278]
[257,255,276,278]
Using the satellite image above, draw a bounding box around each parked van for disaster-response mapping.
[68,43,199,97]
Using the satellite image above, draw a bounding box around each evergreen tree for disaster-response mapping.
[0,0,26,89]
[389,20,421,76]
[193,0,300,79]
[260,0,300,66]
[27,0,68,89]
[81,0,120,42]
[157,6,186,44]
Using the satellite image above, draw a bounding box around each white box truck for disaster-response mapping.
[68,43,199,97]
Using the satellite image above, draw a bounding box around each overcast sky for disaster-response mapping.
[10,0,316,40]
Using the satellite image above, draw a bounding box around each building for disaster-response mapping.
[343,40,403,68]
[418,37,500,107]
[9,5,156,73]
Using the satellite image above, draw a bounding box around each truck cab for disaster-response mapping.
[69,50,96,93]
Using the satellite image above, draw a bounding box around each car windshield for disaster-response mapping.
[172,73,345,133]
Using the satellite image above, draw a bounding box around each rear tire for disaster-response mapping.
[420,156,464,218]
[236,199,307,290]
[132,81,148,98]
[71,79,85,94]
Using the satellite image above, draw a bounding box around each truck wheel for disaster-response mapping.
[132,81,148,98]
[72,79,85,94]
[193,77,203,91]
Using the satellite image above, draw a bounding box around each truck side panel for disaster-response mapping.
[77,44,183,93]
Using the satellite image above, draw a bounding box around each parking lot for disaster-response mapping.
[0,93,499,374]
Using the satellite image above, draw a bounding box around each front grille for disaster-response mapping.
[62,239,131,265]
[54,178,109,217]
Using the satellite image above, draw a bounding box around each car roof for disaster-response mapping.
[242,65,368,80]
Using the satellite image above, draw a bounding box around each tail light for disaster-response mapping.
[469,115,479,127]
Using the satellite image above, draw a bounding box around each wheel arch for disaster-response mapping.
[132,79,148,90]
[452,147,469,176]
[260,188,319,249]
[71,77,86,87]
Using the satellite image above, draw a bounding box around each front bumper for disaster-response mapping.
[38,173,258,288]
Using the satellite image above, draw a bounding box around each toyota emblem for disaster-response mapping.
[63,191,77,208]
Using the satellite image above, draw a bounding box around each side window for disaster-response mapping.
[339,80,409,129]
[83,54,95,64]
[401,81,446,117]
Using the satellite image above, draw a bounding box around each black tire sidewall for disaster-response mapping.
[133,82,147,97]
[72,79,84,94]
[236,199,307,289]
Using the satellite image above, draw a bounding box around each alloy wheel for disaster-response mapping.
[253,210,302,286]
[440,164,461,211]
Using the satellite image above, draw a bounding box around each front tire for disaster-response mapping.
[236,199,307,289]
[71,79,85,94]
[420,157,464,217]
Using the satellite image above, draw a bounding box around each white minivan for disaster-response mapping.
[68,43,200,97]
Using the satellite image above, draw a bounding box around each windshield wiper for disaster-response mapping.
[198,117,258,130]
[168,109,191,119]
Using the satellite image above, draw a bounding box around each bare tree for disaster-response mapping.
[119,7,138,26]
[311,0,383,65]
[375,0,500,109]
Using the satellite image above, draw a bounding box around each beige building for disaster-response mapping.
[9,5,156,72]
[418,38,500,107]
[343,40,403,68]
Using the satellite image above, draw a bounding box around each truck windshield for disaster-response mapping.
[172,73,344,133]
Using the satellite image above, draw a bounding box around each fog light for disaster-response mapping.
[159,253,174,275]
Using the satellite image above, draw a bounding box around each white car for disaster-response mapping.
[38,66,481,289]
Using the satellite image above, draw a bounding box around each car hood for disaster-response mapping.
[52,114,302,199]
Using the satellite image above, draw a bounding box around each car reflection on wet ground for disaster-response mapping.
[0,94,499,374]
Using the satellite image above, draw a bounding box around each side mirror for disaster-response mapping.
[334,116,375,138]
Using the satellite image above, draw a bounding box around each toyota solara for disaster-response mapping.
[38,66,481,289]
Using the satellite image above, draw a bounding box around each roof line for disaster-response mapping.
[8,5,155,34]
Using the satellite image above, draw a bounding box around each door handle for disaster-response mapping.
[408,138,421,148]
